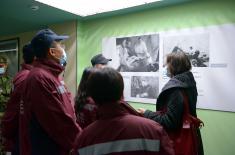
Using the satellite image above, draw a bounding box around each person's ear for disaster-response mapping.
[48,48,56,57]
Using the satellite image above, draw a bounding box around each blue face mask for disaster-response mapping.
[163,66,171,78]
[0,67,5,74]
[166,67,171,77]
[59,49,67,67]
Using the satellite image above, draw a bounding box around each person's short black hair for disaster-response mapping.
[166,51,192,76]
[87,67,124,104]
[23,44,35,64]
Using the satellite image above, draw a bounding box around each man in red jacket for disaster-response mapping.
[74,67,174,155]
[20,29,81,155]
[1,43,35,154]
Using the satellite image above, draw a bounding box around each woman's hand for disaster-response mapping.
[137,108,146,114]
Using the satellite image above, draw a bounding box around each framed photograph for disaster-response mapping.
[131,76,159,99]
[163,33,210,67]
[0,38,19,78]
[103,34,160,104]
[116,34,159,72]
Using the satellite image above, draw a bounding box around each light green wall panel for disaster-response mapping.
[77,1,235,155]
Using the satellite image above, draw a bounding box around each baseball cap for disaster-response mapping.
[31,28,69,50]
[91,54,112,66]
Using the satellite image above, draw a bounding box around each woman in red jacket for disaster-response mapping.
[75,67,98,129]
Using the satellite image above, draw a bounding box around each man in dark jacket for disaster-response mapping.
[74,67,174,155]
[1,44,35,154]
[20,29,81,155]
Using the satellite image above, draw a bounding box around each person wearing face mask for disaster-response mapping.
[19,29,81,155]
[0,56,12,112]
[0,56,12,155]
[137,51,204,155]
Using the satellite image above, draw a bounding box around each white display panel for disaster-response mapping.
[103,23,235,112]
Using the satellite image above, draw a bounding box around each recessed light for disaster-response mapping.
[30,5,39,11]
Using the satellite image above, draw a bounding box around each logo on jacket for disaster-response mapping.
[57,85,66,94]
[20,100,24,114]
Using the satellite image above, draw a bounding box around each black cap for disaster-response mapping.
[91,54,112,66]
[31,28,69,50]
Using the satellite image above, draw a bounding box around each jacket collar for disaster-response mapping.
[21,63,34,71]
[162,71,196,92]
[97,101,128,120]
[157,71,197,102]
[34,58,64,77]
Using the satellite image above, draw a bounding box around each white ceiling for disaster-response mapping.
[35,0,162,16]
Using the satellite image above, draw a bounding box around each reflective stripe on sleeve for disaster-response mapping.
[78,139,160,155]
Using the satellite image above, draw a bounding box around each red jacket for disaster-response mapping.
[20,59,81,155]
[1,64,33,151]
[74,102,174,155]
[76,98,142,129]
[76,97,98,129]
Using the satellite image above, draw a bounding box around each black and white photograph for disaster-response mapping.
[0,39,19,78]
[131,76,159,99]
[116,34,159,72]
[163,33,210,67]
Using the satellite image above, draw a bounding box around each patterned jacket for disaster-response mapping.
[0,75,12,112]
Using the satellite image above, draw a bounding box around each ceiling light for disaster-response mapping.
[35,0,161,16]
[30,5,39,11]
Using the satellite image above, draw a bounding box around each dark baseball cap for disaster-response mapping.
[91,54,112,66]
[31,29,69,49]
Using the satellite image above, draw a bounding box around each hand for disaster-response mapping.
[137,108,146,114]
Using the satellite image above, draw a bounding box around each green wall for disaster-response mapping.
[77,1,235,154]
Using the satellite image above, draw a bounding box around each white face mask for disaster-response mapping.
[52,48,67,67]
[0,67,5,74]
[59,49,67,67]
[163,66,171,78]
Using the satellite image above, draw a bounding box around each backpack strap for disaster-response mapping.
[181,91,204,128]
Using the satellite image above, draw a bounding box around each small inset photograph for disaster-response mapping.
[131,76,159,99]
